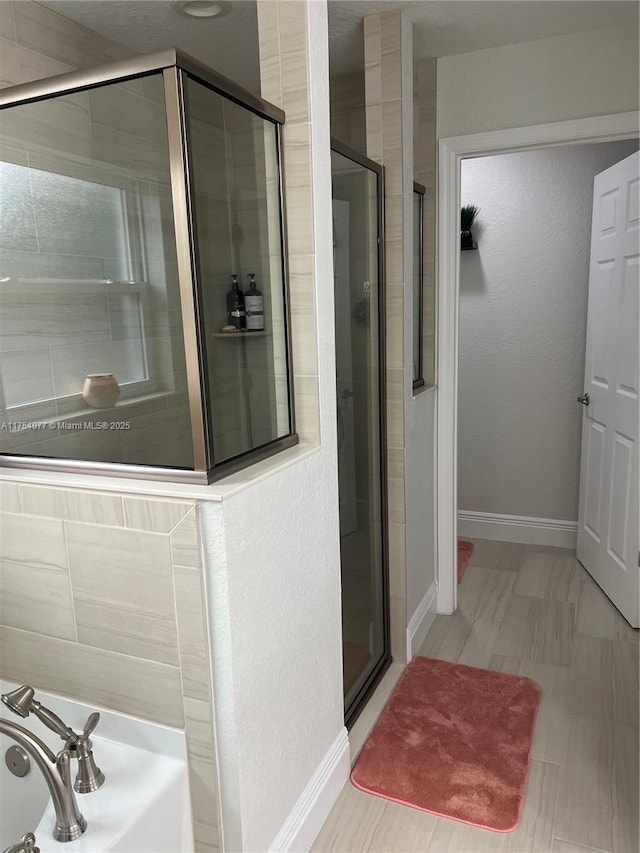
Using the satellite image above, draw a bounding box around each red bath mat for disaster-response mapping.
[351,656,541,832]
[457,540,475,584]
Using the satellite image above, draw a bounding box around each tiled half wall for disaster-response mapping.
[0,481,221,852]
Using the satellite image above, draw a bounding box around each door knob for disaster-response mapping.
[577,393,590,406]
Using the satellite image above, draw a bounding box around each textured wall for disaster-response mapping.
[437,27,639,139]
[458,139,639,521]
[196,2,344,850]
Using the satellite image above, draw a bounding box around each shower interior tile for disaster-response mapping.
[0,3,16,41]
[88,81,168,142]
[0,248,106,281]
[16,424,124,463]
[0,95,91,158]
[90,124,169,184]
[0,291,110,352]
[0,37,73,88]
[12,0,130,68]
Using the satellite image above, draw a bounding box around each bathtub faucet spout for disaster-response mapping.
[0,718,86,842]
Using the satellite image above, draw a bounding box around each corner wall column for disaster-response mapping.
[364,10,414,662]
[257,0,326,446]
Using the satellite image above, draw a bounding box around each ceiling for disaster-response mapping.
[40,1,639,92]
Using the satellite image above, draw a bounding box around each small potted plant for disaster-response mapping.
[460,204,479,249]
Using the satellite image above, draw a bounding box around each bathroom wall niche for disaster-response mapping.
[0,49,296,483]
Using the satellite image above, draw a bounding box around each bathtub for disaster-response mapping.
[0,682,193,853]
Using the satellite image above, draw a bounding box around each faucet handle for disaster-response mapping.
[1,832,40,853]
[81,712,100,739]
[68,712,105,794]
[22,833,39,853]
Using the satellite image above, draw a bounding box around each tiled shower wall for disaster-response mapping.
[0,481,221,851]
[330,70,366,154]
[364,9,414,662]
[413,58,437,386]
[257,0,322,445]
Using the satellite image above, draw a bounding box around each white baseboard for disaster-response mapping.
[457,511,578,549]
[268,727,350,853]
[406,582,438,660]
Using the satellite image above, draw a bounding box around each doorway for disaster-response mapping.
[457,139,638,550]
[331,140,390,726]
[436,112,640,615]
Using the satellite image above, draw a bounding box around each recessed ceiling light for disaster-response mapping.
[171,0,232,19]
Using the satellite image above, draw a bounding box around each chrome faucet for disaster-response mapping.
[2,832,40,853]
[1,685,105,793]
[0,717,86,842]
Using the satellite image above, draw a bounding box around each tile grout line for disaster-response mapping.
[61,517,79,643]
[1,622,183,673]
[551,834,612,853]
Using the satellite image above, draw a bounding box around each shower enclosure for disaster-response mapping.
[0,49,295,483]
[331,140,389,725]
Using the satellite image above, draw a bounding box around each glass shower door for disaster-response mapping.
[331,142,389,725]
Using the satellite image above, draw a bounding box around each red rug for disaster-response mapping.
[351,656,541,832]
[457,540,475,584]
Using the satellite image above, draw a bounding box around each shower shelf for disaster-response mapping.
[212,331,270,339]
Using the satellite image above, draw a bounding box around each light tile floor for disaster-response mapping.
[313,539,639,853]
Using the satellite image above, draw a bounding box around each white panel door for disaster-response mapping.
[577,151,639,627]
